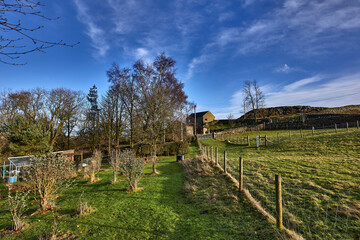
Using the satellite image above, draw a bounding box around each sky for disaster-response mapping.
[1,0,360,119]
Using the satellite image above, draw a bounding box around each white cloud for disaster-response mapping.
[135,48,148,58]
[186,54,214,80]
[275,64,292,73]
[228,72,360,115]
[216,0,360,55]
[283,75,323,92]
[242,0,257,7]
[266,73,360,107]
[73,0,110,57]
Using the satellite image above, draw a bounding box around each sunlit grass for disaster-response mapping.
[201,129,360,240]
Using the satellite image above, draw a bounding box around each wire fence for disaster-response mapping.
[215,121,360,148]
[197,142,360,240]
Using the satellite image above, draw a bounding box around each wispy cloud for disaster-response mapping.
[267,73,360,107]
[275,64,292,73]
[228,72,360,117]
[73,0,110,57]
[186,54,213,80]
[217,0,360,55]
[283,75,323,92]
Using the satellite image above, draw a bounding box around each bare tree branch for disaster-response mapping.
[0,0,79,65]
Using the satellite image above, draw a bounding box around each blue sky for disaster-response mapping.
[1,0,360,119]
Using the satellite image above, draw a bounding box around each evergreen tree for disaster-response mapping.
[3,116,51,156]
[86,85,100,150]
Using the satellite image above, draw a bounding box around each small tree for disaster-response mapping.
[120,150,143,192]
[8,188,29,231]
[26,153,73,211]
[87,150,102,183]
[243,80,265,122]
[227,113,235,128]
[109,149,122,183]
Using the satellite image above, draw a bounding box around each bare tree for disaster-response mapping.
[43,88,83,147]
[62,91,85,149]
[87,149,102,183]
[120,149,143,192]
[134,53,187,174]
[109,149,122,183]
[1,88,46,124]
[107,64,137,148]
[100,88,125,155]
[26,153,74,211]
[0,0,78,65]
[227,113,235,128]
[243,80,265,122]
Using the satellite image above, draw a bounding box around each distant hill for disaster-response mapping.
[239,105,360,120]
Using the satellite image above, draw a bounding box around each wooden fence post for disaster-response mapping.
[247,136,250,146]
[80,152,84,172]
[335,123,338,133]
[259,136,261,147]
[265,135,268,147]
[224,151,227,173]
[300,129,303,138]
[211,146,214,162]
[289,131,291,141]
[357,120,359,129]
[239,157,243,192]
[346,122,349,132]
[277,132,280,143]
[207,146,210,159]
[312,126,314,136]
[216,147,218,165]
[275,174,283,230]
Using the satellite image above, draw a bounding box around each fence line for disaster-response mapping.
[215,121,360,147]
[196,141,359,240]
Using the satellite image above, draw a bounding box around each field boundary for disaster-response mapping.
[197,142,304,240]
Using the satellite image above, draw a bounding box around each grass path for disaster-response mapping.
[0,143,279,239]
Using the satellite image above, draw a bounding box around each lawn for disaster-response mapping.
[0,142,279,239]
[200,129,360,240]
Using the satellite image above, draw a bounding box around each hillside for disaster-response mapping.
[240,105,360,120]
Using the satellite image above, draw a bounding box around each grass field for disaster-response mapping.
[0,142,279,239]
[200,128,360,240]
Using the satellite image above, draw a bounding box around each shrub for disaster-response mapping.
[77,191,93,216]
[87,150,102,183]
[26,153,73,211]
[109,149,122,183]
[120,150,144,192]
[7,188,29,231]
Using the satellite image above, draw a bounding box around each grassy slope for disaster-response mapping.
[201,129,360,239]
[0,142,279,239]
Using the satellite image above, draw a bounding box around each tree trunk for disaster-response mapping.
[113,171,117,183]
[90,172,95,183]
[40,197,49,211]
[151,143,158,174]
[67,121,70,149]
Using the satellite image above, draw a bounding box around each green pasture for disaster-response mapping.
[200,129,360,239]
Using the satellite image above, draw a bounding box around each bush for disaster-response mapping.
[87,150,102,183]
[77,191,94,216]
[109,149,121,183]
[26,153,73,211]
[8,188,29,231]
[119,150,144,192]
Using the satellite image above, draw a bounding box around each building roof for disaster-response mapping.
[8,156,33,167]
[189,111,212,118]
